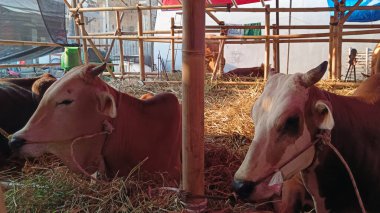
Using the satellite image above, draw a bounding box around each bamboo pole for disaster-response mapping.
[264,5,270,80]
[171,17,176,73]
[331,4,338,80]
[78,4,89,64]
[0,63,60,69]
[211,39,225,80]
[72,0,82,63]
[116,11,125,75]
[137,5,145,81]
[68,5,380,13]
[328,16,334,80]
[182,0,206,211]
[0,40,61,47]
[218,26,226,76]
[68,29,380,40]
[336,24,343,80]
[273,24,279,72]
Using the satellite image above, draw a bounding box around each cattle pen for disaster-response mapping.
[0,0,379,212]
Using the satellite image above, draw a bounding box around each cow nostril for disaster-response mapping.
[9,137,26,151]
[232,179,256,200]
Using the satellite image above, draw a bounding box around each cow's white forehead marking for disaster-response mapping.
[261,97,273,112]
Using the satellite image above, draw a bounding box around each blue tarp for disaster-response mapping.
[327,0,380,22]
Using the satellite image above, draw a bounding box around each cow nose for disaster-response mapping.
[232,179,256,200]
[9,136,26,151]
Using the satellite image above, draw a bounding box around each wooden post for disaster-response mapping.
[182,0,206,211]
[218,25,226,76]
[171,17,176,73]
[264,5,270,79]
[273,24,279,72]
[72,0,82,64]
[211,39,225,80]
[137,4,146,81]
[328,16,335,80]
[78,3,89,64]
[336,24,343,80]
[116,11,125,75]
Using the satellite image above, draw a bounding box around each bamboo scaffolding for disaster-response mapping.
[0,40,61,47]
[78,4,89,64]
[264,5,270,80]
[68,5,380,13]
[171,17,175,73]
[0,63,60,69]
[137,5,145,81]
[116,11,125,75]
[182,0,206,210]
[67,29,380,40]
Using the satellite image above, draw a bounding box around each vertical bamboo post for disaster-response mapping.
[137,4,145,81]
[72,0,82,64]
[182,0,206,211]
[78,4,89,64]
[336,24,343,80]
[331,6,339,80]
[272,24,279,72]
[328,16,334,80]
[116,11,125,75]
[171,17,176,73]
[264,5,270,80]
[218,24,226,76]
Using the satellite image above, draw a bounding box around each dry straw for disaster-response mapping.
[1,75,359,212]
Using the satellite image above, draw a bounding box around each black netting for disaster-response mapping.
[37,0,67,44]
[0,0,66,63]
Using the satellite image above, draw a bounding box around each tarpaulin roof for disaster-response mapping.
[327,0,380,22]
[0,0,66,64]
[163,0,263,6]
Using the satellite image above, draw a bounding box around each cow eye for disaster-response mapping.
[57,99,74,106]
[282,116,299,135]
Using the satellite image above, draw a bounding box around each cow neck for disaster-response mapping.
[315,87,380,180]
[307,86,380,211]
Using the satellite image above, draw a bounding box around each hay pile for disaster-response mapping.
[1,76,358,212]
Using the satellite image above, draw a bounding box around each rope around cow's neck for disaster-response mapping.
[70,120,114,184]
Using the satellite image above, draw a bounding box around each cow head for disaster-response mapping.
[233,61,334,202]
[9,63,117,174]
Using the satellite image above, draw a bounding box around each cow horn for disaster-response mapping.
[90,63,107,76]
[301,61,328,87]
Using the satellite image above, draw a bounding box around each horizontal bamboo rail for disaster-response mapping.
[0,63,60,68]
[0,40,61,47]
[69,5,380,13]
[68,29,380,40]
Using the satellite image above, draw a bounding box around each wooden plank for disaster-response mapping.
[137,5,145,81]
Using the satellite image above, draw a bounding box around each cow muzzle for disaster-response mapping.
[9,136,25,152]
[232,179,256,200]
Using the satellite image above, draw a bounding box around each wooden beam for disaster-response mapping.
[68,5,380,13]
[0,40,61,47]
[171,17,176,73]
[182,0,206,211]
[264,5,270,80]
[137,5,145,81]
[116,11,125,75]
[211,39,225,80]
[78,3,89,64]
[0,63,60,69]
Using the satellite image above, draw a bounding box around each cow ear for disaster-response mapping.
[97,92,117,118]
[314,100,334,130]
[268,68,278,78]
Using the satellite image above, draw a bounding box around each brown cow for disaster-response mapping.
[9,64,181,180]
[233,61,380,212]
[0,74,56,167]
[222,64,264,78]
